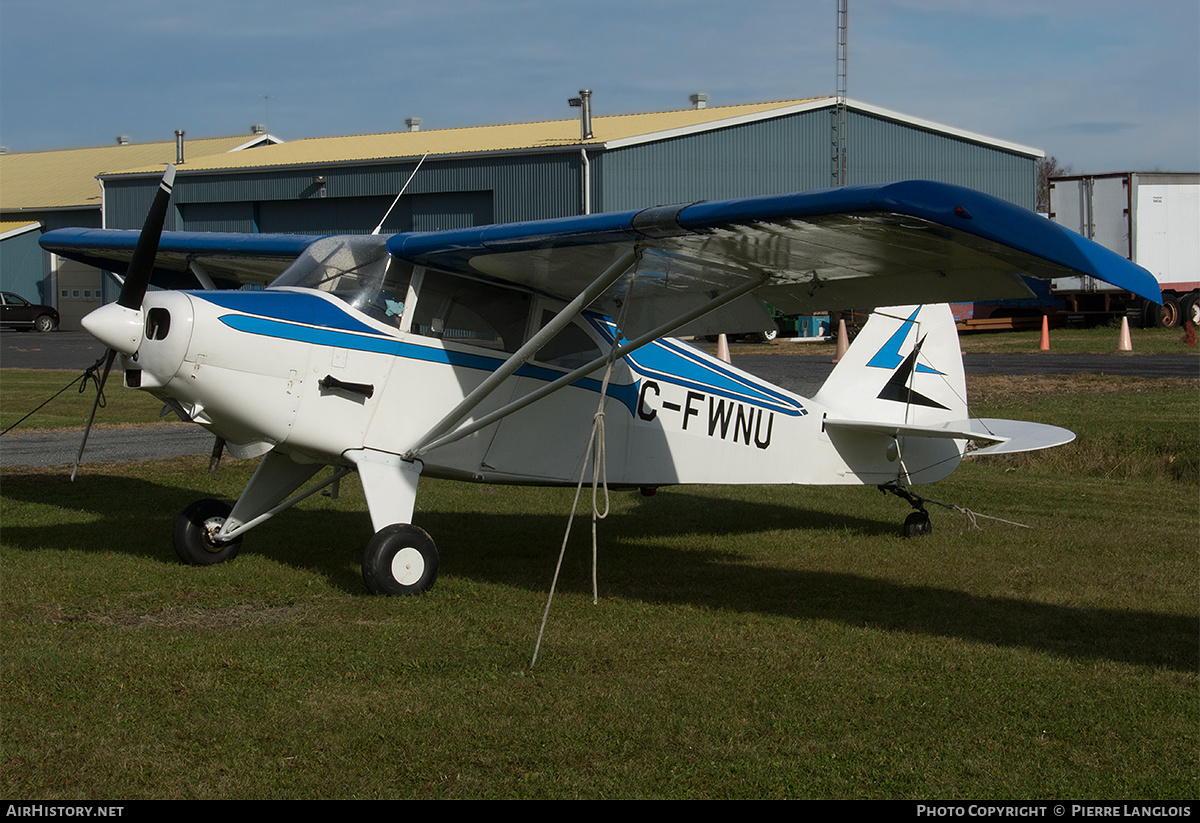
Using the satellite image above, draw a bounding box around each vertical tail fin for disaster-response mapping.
[813,305,968,485]
[814,304,967,426]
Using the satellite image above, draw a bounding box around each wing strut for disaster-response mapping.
[407,270,770,459]
[188,260,217,290]
[402,249,640,458]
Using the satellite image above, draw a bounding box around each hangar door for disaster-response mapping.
[54,257,104,331]
[254,191,494,235]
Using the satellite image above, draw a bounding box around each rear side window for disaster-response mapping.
[534,309,602,369]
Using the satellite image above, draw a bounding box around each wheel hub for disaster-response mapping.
[390,547,425,586]
[201,517,228,553]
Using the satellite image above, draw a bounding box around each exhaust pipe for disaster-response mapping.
[568,90,593,140]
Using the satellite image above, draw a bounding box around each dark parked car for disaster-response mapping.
[0,292,59,332]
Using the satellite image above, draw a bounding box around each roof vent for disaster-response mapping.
[406,118,422,132]
[690,93,708,109]
[117,136,130,145]
[250,124,266,135]
[175,130,185,164]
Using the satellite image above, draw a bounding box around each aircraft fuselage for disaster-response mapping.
[122,284,958,493]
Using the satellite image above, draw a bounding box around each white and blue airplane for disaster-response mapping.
[41,167,1161,595]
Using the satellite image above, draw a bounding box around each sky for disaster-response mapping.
[1,0,1197,174]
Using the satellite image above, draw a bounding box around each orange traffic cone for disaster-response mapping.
[716,333,731,364]
[832,318,849,363]
[1117,316,1133,351]
[1039,315,1050,351]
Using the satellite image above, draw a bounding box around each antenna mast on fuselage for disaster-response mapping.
[373,152,430,235]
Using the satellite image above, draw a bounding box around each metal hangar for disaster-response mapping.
[99,96,1042,237]
[3,96,1042,325]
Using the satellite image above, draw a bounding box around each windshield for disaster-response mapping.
[270,235,413,323]
[268,236,573,357]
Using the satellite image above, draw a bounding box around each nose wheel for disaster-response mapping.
[173,498,243,564]
[362,524,439,595]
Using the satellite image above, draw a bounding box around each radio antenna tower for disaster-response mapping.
[832,0,849,186]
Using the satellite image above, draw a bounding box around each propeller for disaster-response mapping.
[72,165,176,480]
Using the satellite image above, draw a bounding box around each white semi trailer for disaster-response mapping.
[1048,172,1198,327]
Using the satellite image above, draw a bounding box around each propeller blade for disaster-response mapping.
[118,164,176,310]
[72,164,176,480]
[71,349,117,481]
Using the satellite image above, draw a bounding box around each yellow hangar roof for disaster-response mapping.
[105,98,838,176]
[2,97,1041,207]
[0,220,41,238]
[0,134,280,211]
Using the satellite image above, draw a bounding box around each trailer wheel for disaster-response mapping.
[1180,293,1200,328]
[1153,296,1181,329]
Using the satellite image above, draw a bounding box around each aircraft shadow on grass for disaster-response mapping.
[3,470,1194,673]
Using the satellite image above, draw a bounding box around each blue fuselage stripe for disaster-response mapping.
[196,290,801,420]
[215,313,641,415]
[588,318,805,416]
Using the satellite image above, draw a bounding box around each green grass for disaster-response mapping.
[957,324,1200,355]
[968,374,1198,484]
[726,324,1200,357]
[1,373,1196,799]
[1,369,171,432]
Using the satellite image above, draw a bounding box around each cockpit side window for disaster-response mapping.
[410,271,529,353]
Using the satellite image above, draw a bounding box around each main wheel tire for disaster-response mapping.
[362,524,439,596]
[33,314,57,333]
[902,511,933,538]
[173,498,242,565]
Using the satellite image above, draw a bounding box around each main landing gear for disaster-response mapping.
[171,498,440,595]
[362,524,439,596]
[170,450,439,595]
[173,499,243,565]
[879,483,933,538]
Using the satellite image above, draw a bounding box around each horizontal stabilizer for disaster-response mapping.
[959,418,1076,456]
[823,416,1075,456]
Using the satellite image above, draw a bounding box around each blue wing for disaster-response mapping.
[385,180,1160,336]
[39,229,325,290]
[42,180,1160,336]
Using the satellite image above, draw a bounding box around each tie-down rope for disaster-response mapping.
[925,494,1032,531]
[884,482,1032,532]
[531,270,636,668]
